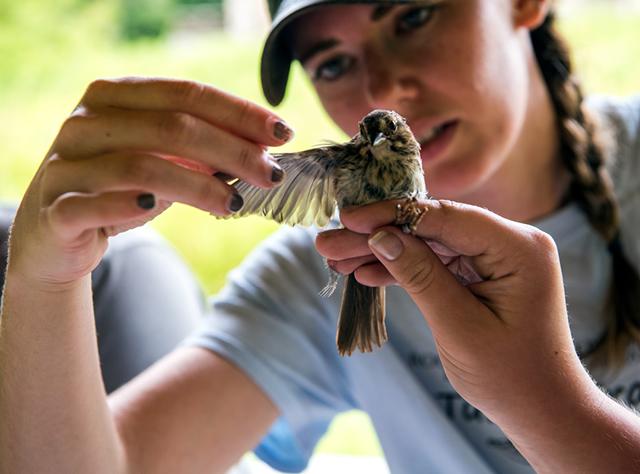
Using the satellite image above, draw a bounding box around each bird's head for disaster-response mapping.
[359,110,420,158]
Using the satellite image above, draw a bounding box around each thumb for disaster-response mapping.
[368,226,487,335]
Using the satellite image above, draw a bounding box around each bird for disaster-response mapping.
[228,109,428,356]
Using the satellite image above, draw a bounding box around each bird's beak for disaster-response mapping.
[373,132,387,147]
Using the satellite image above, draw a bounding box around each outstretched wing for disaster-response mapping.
[230,144,346,227]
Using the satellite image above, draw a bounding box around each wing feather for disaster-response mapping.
[229,145,344,227]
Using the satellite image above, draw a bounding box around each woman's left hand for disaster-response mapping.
[316,199,592,425]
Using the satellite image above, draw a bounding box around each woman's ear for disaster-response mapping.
[513,0,549,30]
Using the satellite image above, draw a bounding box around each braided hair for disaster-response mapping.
[530,10,640,368]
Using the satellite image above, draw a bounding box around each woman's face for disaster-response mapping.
[290,0,543,201]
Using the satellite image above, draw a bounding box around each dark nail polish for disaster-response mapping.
[137,193,155,210]
[273,120,294,142]
[229,193,244,212]
[213,172,235,184]
[271,164,284,183]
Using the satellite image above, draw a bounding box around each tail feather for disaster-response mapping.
[336,274,387,356]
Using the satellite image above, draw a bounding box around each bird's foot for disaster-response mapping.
[395,197,427,235]
[320,264,341,297]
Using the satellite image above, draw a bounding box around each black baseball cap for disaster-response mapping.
[262,0,416,106]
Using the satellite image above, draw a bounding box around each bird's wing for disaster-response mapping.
[229,144,345,227]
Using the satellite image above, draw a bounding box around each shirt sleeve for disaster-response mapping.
[92,226,207,393]
[180,226,357,473]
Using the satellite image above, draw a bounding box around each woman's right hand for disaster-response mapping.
[8,77,292,288]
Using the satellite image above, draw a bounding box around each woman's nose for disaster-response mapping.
[363,47,421,107]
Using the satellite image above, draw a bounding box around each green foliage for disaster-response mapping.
[175,0,222,6]
[560,6,640,96]
[0,0,116,91]
[118,0,175,40]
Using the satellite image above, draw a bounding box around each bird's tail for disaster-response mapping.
[336,274,387,356]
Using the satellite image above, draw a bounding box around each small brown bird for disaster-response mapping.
[229,109,427,355]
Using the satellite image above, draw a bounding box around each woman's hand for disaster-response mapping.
[316,199,589,424]
[9,77,292,288]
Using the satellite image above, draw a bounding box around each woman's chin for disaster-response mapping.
[424,164,490,202]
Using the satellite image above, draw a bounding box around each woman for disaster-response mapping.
[1,1,639,473]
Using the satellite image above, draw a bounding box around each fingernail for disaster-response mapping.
[213,171,235,183]
[228,193,244,213]
[272,119,294,142]
[369,231,403,261]
[271,162,284,183]
[137,193,155,210]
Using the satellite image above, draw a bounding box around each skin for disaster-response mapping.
[308,0,640,470]
[337,200,640,473]
[301,0,569,290]
[0,79,283,473]
[2,1,640,473]
[292,0,570,223]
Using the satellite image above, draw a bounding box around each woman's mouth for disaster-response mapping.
[417,120,459,163]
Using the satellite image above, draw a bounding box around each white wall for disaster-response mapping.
[224,0,270,39]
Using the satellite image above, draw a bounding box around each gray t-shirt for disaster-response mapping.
[182,95,640,473]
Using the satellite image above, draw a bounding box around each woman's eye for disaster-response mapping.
[396,6,435,34]
[314,55,355,82]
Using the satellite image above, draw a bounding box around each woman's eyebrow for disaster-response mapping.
[296,6,398,65]
[371,6,396,22]
[297,38,340,64]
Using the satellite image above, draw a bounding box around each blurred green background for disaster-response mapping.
[1,0,638,461]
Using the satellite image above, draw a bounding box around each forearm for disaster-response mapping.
[497,363,640,473]
[0,271,126,474]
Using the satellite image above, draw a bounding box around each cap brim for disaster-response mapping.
[261,1,330,106]
[260,13,296,107]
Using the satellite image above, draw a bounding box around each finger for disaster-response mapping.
[315,228,371,260]
[80,77,294,146]
[56,109,283,189]
[343,199,540,279]
[367,226,493,338]
[353,262,396,287]
[46,191,159,242]
[339,199,404,232]
[328,254,378,275]
[42,153,243,216]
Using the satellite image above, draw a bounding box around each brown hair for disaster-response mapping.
[530,10,640,368]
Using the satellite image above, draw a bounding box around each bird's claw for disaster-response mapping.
[395,197,427,235]
[320,263,341,297]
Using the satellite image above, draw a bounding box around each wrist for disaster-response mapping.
[492,360,637,473]
[488,351,595,430]
[1,267,93,348]
[4,263,89,296]
[2,267,90,318]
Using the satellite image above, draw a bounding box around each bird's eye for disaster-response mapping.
[396,6,436,35]
[388,121,398,133]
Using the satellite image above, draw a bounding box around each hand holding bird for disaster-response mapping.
[228,109,428,355]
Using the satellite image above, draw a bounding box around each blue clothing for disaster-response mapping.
[181,95,640,473]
